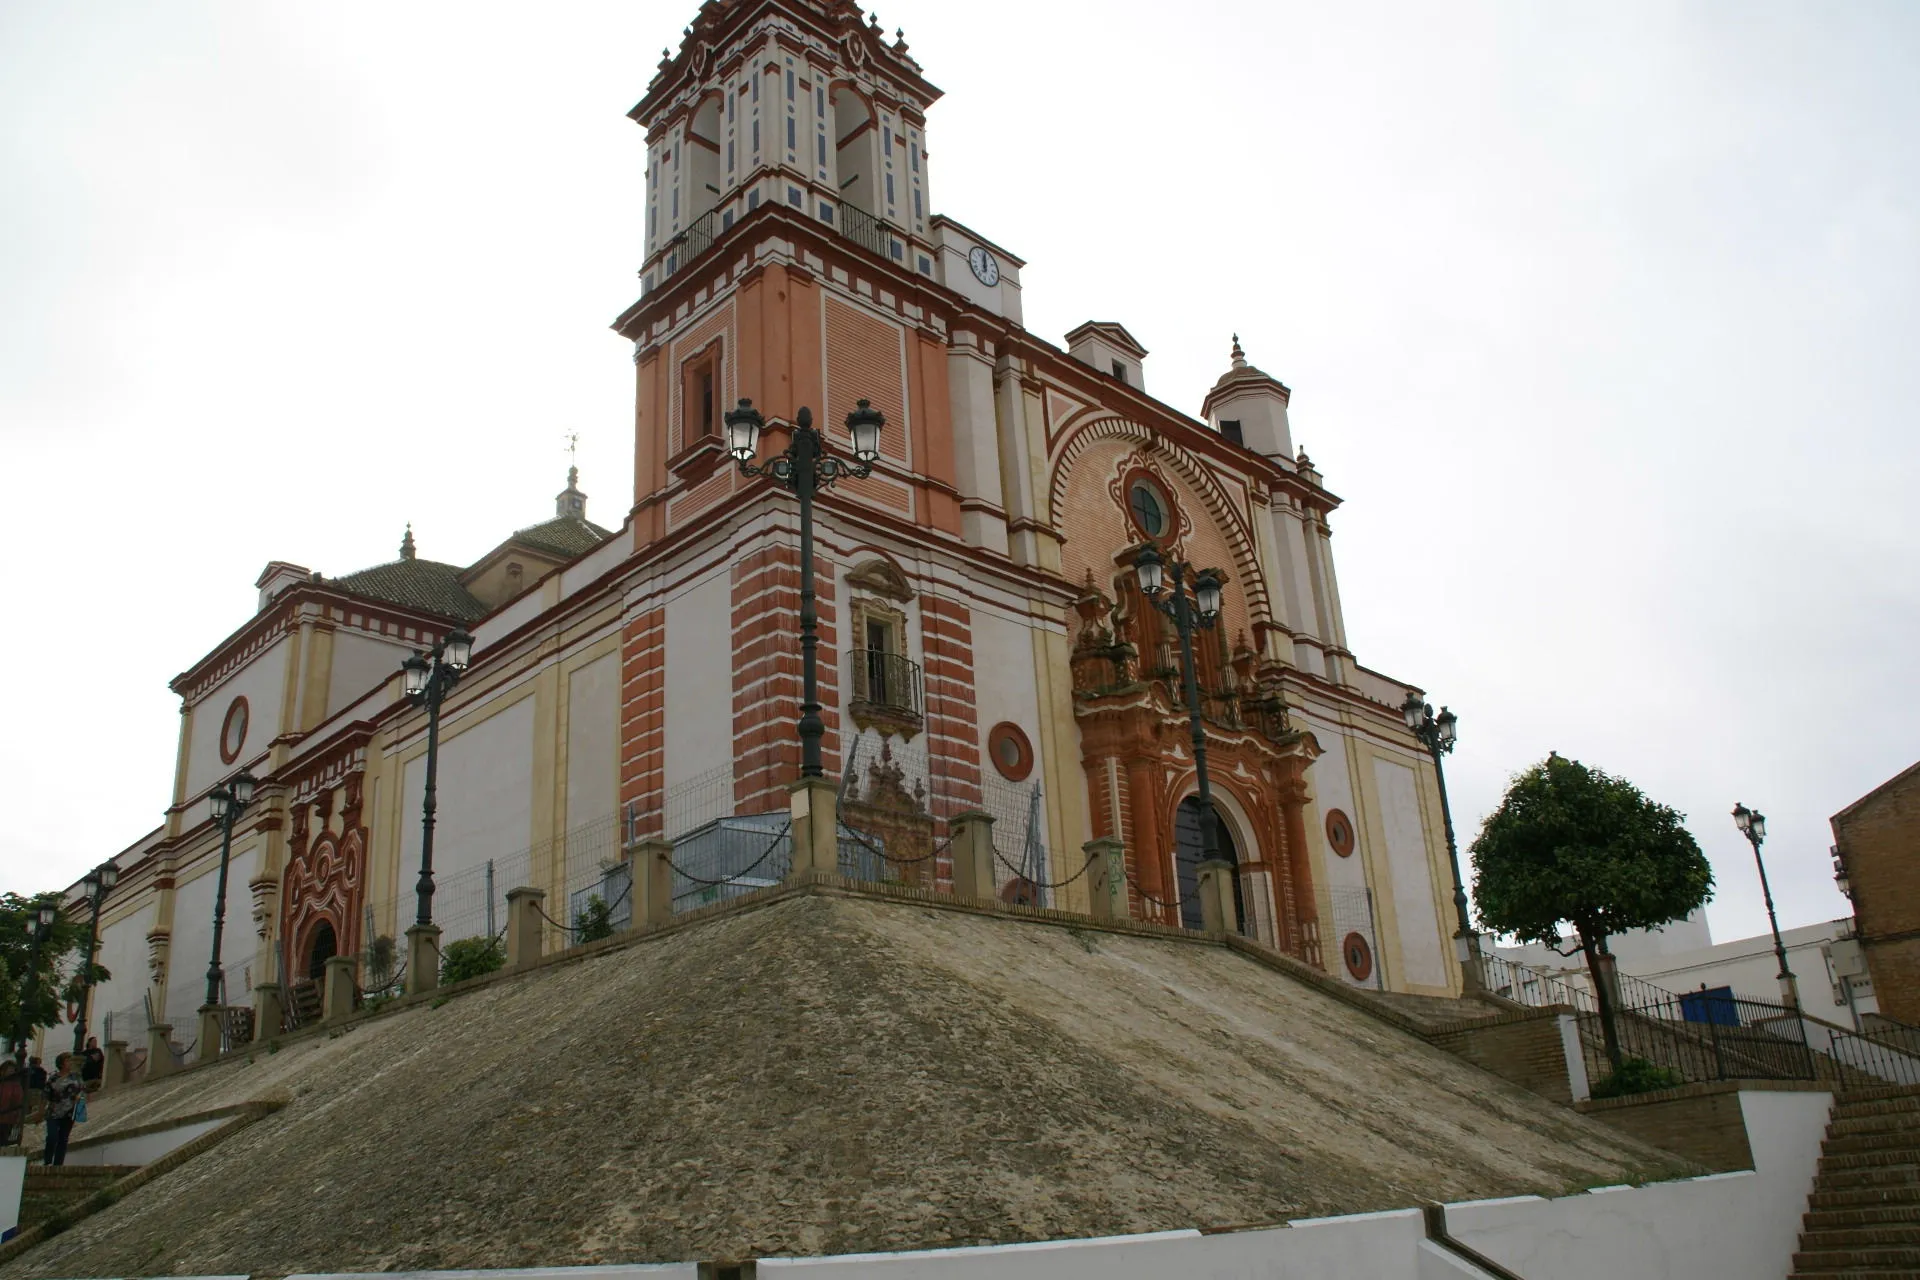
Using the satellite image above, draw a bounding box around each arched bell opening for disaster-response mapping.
[1173,796,1245,934]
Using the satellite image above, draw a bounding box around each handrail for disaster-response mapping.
[849,648,923,718]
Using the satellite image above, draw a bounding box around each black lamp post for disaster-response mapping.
[71,862,121,1053]
[1733,802,1800,1010]
[11,903,59,1058]
[204,769,259,1010]
[1403,692,1476,983]
[402,628,475,927]
[1132,543,1230,921]
[724,398,883,780]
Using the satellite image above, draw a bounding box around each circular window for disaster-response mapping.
[219,696,250,765]
[1325,808,1356,858]
[1342,932,1374,982]
[1127,480,1168,539]
[987,722,1034,782]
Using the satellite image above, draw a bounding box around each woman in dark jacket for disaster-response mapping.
[0,1060,23,1149]
[42,1053,85,1167]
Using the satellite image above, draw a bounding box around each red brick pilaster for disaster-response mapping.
[619,608,667,836]
[731,544,839,814]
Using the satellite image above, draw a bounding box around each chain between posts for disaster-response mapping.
[990,843,1093,890]
[668,821,793,897]
[838,820,941,866]
[532,872,636,937]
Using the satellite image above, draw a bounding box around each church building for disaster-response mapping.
[56,0,1469,1058]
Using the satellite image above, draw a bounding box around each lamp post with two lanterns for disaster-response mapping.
[1130,543,1233,930]
[1402,693,1476,986]
[402,628,475,949]
[1732,802,1800,1010]
[723,397,884,781]
[203,770,259,1012]
[71,862,120,1055]
[10,902,60,1058]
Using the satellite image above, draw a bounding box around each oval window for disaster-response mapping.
[219,696,250,765]
[1127,480,1168,539]
[987,722,1034,782]
[1326,808,1356,858]
[1343,932,1374,983]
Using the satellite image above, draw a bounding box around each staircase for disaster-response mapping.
[1792,1089,1920,1278]
[17,1165,139,1231]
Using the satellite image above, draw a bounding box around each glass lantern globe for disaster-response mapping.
[1133,543,1165,596]
[443,628,474,671]
[846,399,885,463]
[724,398,763,462]
[231,769,258,807]
[403,653,431,697]
[209,786,231,821]
[1194,569,1223,620]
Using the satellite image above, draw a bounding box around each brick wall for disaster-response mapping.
[1425,1012,1575,1105]
[1578,1084,1757,1172]
[619,608,666,837]
[1833,762,1920,1023]
[920,595,978,891]
[731,544,840,813]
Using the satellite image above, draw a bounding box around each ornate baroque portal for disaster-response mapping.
[279,771,368,983]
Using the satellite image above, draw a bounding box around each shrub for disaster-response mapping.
[1591,1057,1685,1099]
[574,894,615,944]
[438,934,504,985]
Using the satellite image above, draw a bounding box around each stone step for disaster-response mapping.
[1826,1150,1920,1173]
[1810,1184,1920,1211]
[1802,1225,1920,1251]
[1825,1131,1920,1157]
[1795,1246,1920,1272]
[1790,1270,1920,1279]
[1820,1166,1920,1192]
[1804,1205,1920,1232]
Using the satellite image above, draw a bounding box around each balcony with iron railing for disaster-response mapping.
[848,648,923,736]
[647,190,911,290]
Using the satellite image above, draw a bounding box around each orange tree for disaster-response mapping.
[1470,754,1712,1070]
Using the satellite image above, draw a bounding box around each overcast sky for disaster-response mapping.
[2,1,1914,949]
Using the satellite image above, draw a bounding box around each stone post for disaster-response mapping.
[1197,861,1237,936]
[405,923,442,996]
[1083,837,1124,923]
[103,1039,127,1090]
[145,1023,174,1080]
[505,887,546,969]
[631,838,674,929]
[322,955,357,1024]
[252,983,283,1043]
[949,811,998,903]
[787,777,841,881]
[197,1006,224,1064]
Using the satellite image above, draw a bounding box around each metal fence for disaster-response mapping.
[1472,952,1597,1013]
[1582,984,1817,1085]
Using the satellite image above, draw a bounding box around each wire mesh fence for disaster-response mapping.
[1322,885,1385,989]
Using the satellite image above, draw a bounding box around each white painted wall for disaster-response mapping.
[663,569,732,793]
[292,1268,696,1280]
[0,1154,23,1237]
[969,608,1040,787]
[566,653,618,831]
[183,636,289,800]
[399,695,536,890]
[1374,757,1446,989]
[1451,1089,1832,1280]
[63,1116,225,1167]
[163,841,262,1021]
[327,630,411,719]
[92,896,157,1037]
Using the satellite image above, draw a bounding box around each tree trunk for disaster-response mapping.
[1581,931,1624,1071]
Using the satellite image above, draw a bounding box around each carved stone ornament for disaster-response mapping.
[845,557,914,603]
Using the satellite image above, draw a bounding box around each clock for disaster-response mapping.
[968,245,1000,286]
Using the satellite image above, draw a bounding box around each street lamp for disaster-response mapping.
[11,903,60,1057]
[403,627,474,928]
[204,768,258,1010]
[1733,802,1800,1010]
[726,398,882,779]
[71,862,121,1053]
[1404,692,1477,985]
[1133,543,1232,927]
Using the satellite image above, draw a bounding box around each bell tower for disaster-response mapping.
[633,0,942,291]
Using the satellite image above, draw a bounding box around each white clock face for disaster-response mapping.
[968,245,1000,286]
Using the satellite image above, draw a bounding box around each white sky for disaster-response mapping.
[2,2,1915,951]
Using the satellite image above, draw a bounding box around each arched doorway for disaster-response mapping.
[304,920,337,983]
[1174,797,1246,934]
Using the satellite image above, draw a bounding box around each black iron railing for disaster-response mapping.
[849,648,922,718]
[839,203,892,261]
[1584,985,1817,1085]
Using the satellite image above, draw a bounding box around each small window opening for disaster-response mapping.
[1220,419,1244,446]
[1112,360,1128,384]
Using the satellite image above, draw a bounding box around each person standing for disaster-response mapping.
[0,1060,23,1149]
[80,1037,105,1087]
[25,1056,46,1091]
[42,1053,84,1167]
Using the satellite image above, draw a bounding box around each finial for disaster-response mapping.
[568,464,579,488]
[1230,333,1246,369]
[400,524,416,561]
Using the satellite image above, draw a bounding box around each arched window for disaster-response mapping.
[305,921,337,983]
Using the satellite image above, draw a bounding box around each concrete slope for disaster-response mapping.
[3,891,1689,1278]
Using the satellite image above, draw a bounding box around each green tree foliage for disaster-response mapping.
[573,894,615,944]
[1470,754,1713,1068]
[437,935,504,986]
[2,893,110,1053]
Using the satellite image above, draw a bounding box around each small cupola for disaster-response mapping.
[1200,335,1294,463]
[556,466,588,521]
[254,560,314,612]
[1066,321,1149,391]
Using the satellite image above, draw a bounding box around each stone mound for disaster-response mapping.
[2,890,1689,1277]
